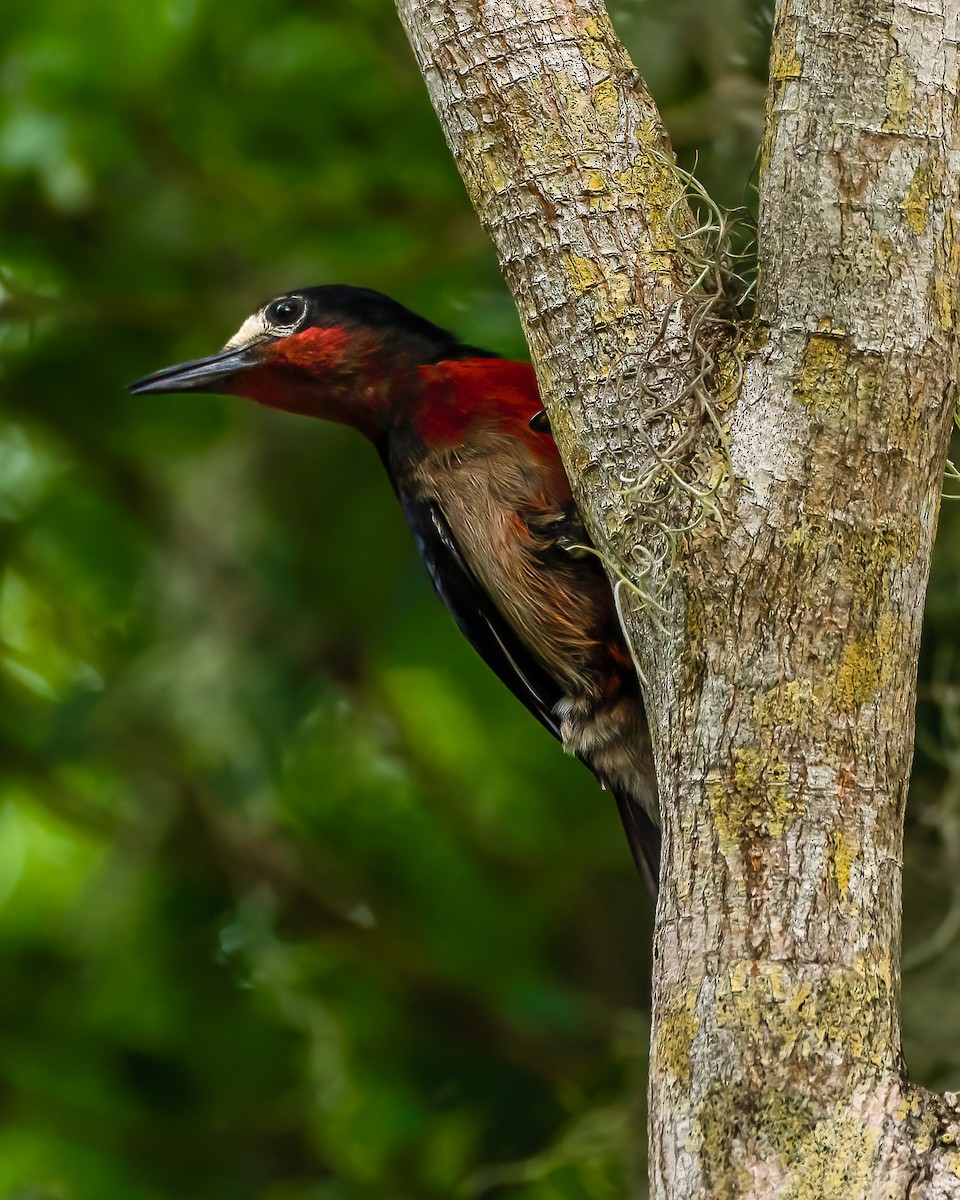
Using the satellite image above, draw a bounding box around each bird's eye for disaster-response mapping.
[265,296,306,328]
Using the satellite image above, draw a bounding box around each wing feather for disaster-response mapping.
[397,491,564,740]
[390,457,661,896]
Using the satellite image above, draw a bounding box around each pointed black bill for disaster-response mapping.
[127,346,260,395]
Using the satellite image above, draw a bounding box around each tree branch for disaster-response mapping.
[396,0,960,1194]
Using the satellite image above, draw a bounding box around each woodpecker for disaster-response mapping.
[129,286,660,893]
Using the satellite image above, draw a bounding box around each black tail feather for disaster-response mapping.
[612,788,661,899]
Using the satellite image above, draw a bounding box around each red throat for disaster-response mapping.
[230,325,396,438]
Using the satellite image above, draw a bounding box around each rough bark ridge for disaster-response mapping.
[395,0,960,1195]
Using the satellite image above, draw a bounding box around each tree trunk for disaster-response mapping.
[395,0,960,1194]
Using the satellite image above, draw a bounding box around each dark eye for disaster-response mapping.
[265,296,306,327]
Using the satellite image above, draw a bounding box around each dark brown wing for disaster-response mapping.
[394,488,660,897]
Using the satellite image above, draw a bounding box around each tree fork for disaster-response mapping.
[395,0,960,1194]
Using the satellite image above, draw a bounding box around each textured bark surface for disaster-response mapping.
[395,0,960,1195]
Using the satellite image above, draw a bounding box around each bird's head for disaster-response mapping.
[128,285,486,440]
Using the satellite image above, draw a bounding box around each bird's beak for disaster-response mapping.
[127,345,262,395]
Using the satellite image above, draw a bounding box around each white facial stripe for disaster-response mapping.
[224,312,270,350]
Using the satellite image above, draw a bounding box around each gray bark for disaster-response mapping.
[394,0,960,1194]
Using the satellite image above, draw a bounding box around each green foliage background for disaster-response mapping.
[1,2,958,1197]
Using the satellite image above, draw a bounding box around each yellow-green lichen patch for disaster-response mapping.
[563,252,601,295]
[831,613,903,715]
[556,75,612,152]
[884,55,916,134]
[611,151,690,259]
[458,130,512,209]
[507,78,579,174]
[831,828,855,895]
[561,253,634,321]
[893,1090,947,1162]
[470,144,509,197]
[793,333,883,423]
[895,1088,925,1125]
[714,956,896,1068]
[591,79,621,141]
[768,1,802,86]
[902,160,935,236]
[480,153,509,195]
[779,1112,880,1200]
[754,1087,817,1161]
[582,169,607,198]
[696,1084,751,1200]
[935,274,958,332]
[580,16,614,71]
[794,333,848,419]
[935,210,960,330]
[783,518,915,618]
[770,43,803,82]
[655,993,699,1085]
[875,233,894,265]
[707,747,801,858]
[682,590,726,676]
[759,5,799,180]
[753,679,824,740]
[608,272,634,317]
[697,1080,882,1198]
[833,637,882,713]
